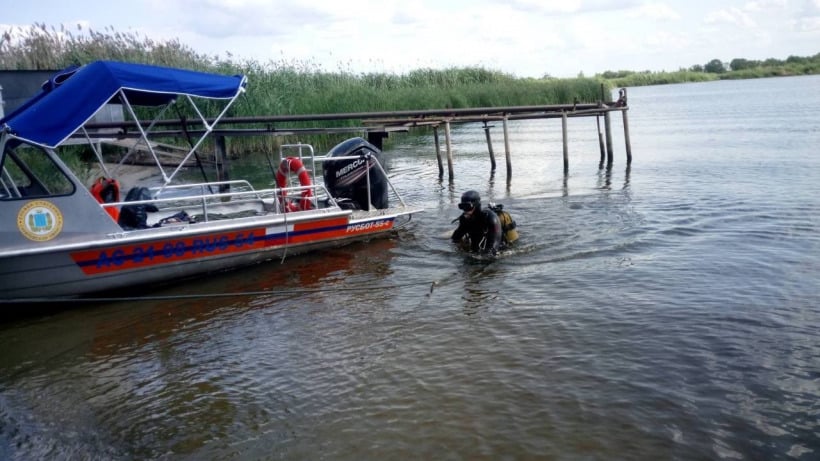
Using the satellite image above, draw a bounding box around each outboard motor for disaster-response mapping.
[323,137,389,210]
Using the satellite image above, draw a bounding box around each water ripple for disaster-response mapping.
[3,76,820,460]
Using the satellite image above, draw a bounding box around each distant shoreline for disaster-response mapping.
[600,56,819,88]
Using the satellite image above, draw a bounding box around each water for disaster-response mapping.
[2,76,820,460]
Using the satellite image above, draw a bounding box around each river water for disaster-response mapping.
[1,76,819,460]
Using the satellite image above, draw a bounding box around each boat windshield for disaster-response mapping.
[0,142,75,200]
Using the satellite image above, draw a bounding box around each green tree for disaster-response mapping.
[704,59,726,73]
[730,58,758,71]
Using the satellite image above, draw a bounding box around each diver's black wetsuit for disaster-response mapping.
[451,208,502,254]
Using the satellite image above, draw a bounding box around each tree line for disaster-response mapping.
[597,53,820,86]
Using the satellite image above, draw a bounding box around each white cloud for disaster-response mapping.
[509,0,584,14]
[800,0,820,15]
[792,15,820,32]
[744,0,788,11]
[629,2,681,21]
[705,7,757,27]
[643,30,691,49]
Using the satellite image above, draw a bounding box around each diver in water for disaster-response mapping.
[451,190,503,255]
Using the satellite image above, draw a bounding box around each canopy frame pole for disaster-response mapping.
[112,101,174,178]
[80,127,111,177]
[161,83,246,192]
[118,90,171,183]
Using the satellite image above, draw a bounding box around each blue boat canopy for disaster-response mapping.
[0,60,246,148]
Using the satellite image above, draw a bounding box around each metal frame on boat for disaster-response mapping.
[0,61,421,300]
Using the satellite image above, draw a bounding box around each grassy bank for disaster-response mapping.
[2,25,610,153]
[599,54,820,87]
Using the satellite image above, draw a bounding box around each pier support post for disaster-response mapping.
[433,125,443,178]
[502,115,512,179]
[215,135,230,194]
[483,121,496,172]
[367,131,387,150]
[622,109,632,165]
[604,110,614,168]
[444,120,454,181]
[562,111,569,173]
[596,113,606,169]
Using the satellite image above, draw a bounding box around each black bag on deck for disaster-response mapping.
[118,187,158,230]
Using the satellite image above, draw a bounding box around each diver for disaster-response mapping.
[451,190,503,255]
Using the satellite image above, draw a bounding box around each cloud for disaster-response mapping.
[744,0,788,11]
[705,7,757,27]
[152,0,339,39]
[627,2,681,21]
[799,0,820,15]
[792,15,820,32]
[508,0,584,14]
[508,0,640,15]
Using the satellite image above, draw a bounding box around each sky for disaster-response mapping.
[2,0,819,77]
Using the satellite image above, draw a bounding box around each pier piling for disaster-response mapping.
[604,111,614,168]
[502,116,512,180]
[596,114,606,169]
[215,135,230,193]
[562,111,569,173]
[444,120,454,181]
[433,125,444,178]
[622,109,632,165]
[483,121,496,172]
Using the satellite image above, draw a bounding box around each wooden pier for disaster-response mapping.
[82,88,631,181]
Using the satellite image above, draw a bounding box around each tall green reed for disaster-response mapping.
[2,24,612,153]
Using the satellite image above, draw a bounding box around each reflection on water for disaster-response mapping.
[2,76,820,460]
[596,165,631,191]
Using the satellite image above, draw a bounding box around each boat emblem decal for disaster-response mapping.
[17,200,64,242]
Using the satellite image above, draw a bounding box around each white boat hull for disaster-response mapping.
[0,61,423,302]
[1,209,413,299]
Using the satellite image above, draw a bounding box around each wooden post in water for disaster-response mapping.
[604,110,614,167]
[483,121,496,172]
[562,111,569,173]
[502,115,512,179]
[596,113,606,169]
[444,120,454,180]
[601,83,614,167]
[367,131,387,150]
[215,135,230,194]
[433,125,444,178]
[622,109,632,165]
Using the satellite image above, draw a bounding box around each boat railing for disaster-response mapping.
[99,180,334,224]
[96,141,411,224]
[152,180,259,198]
[277,143,317,176]
[274,143,410,211]
[313,153,409,209]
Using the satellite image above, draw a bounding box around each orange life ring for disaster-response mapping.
[90,177,121,221]
[275,157,314,211]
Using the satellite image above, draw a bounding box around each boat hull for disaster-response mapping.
[0,210,408,299]
[0,62,424,302]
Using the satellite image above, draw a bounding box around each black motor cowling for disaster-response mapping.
[322,137,389,210]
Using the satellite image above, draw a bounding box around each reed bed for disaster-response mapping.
[2,24,610,154]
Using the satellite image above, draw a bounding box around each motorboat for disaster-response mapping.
[0,61,422,300]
